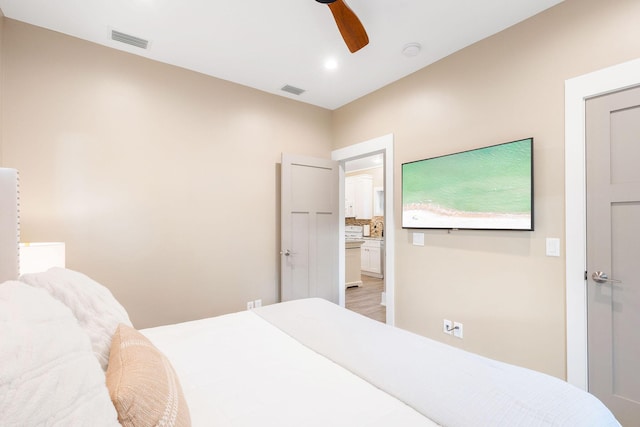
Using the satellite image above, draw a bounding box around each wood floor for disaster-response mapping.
[346,275,386,323]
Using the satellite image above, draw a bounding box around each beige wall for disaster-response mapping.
[332,0,640,378]
[0,19,333,328]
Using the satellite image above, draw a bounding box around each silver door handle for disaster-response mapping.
[591,271,622,284]
[280,249,291,256]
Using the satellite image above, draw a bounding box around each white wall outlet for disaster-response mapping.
[247,301,254,310]
[413,232,425,246]
[443,319,453,335]
[453,322,463,339]
[254,299,262,308]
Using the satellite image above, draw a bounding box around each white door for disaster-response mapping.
[281,154,339,303]
[586,85,640,426]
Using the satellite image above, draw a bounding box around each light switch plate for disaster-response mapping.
[546,238,560,257]
[413,232,425,246]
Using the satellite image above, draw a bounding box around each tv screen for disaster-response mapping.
[402,138,533,230]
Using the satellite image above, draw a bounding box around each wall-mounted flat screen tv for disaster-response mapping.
[402,137,533,231]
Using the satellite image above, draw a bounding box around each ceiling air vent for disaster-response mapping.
[111,30,149,49]
[281,85,305,96]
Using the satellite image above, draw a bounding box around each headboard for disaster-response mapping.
[0,168,20,282]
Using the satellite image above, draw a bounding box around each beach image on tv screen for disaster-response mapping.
[402,138,532,230]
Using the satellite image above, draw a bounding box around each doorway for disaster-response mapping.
[332,134,395,325]
[344,154,386,323]
[565,58,640,393]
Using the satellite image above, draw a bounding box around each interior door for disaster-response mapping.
[586,85,640,425]
[281,154,339,303]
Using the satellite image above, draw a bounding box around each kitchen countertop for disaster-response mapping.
[345,239,365,249]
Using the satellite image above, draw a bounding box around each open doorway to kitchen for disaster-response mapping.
[332,134,394,325]
[344,155,386,323]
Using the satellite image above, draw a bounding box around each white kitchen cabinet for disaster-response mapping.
[361,239,383,278]
[345,177,356,217]
[345,174,373,219]
[373,186,384,216]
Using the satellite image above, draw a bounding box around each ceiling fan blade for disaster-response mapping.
[322,0,369,53]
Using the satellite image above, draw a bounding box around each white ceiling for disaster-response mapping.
[0,0,563,110]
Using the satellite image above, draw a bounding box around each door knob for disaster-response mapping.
[280,249,291,256]
[591,271,621,284]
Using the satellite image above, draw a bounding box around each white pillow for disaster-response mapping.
[19,267,132,371]
[0,281,120,426]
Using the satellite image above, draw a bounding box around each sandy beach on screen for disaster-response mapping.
[403,203,531,229]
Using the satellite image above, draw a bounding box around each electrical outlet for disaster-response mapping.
[443,319,453,335]
[247,301,254,310]
[453,322,463,339]
[254,299,262,308]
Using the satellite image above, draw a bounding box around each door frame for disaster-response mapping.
[565,58,640,390]
[332,134,395,325]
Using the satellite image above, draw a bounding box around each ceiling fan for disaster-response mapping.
[316,0,369,53]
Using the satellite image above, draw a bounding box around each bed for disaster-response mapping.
[1,268,621,426]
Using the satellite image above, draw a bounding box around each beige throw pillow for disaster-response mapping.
[106,324,191,427]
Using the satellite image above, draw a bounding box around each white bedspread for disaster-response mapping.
[255,298,621,427]
[143,298,620,427]
[142,308,438,427]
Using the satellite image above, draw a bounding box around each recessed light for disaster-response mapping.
[402,42,422,57]
[324,58,338,70]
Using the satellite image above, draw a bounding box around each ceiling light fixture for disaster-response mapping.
[402,42,422,57]
[324,58,338,70]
